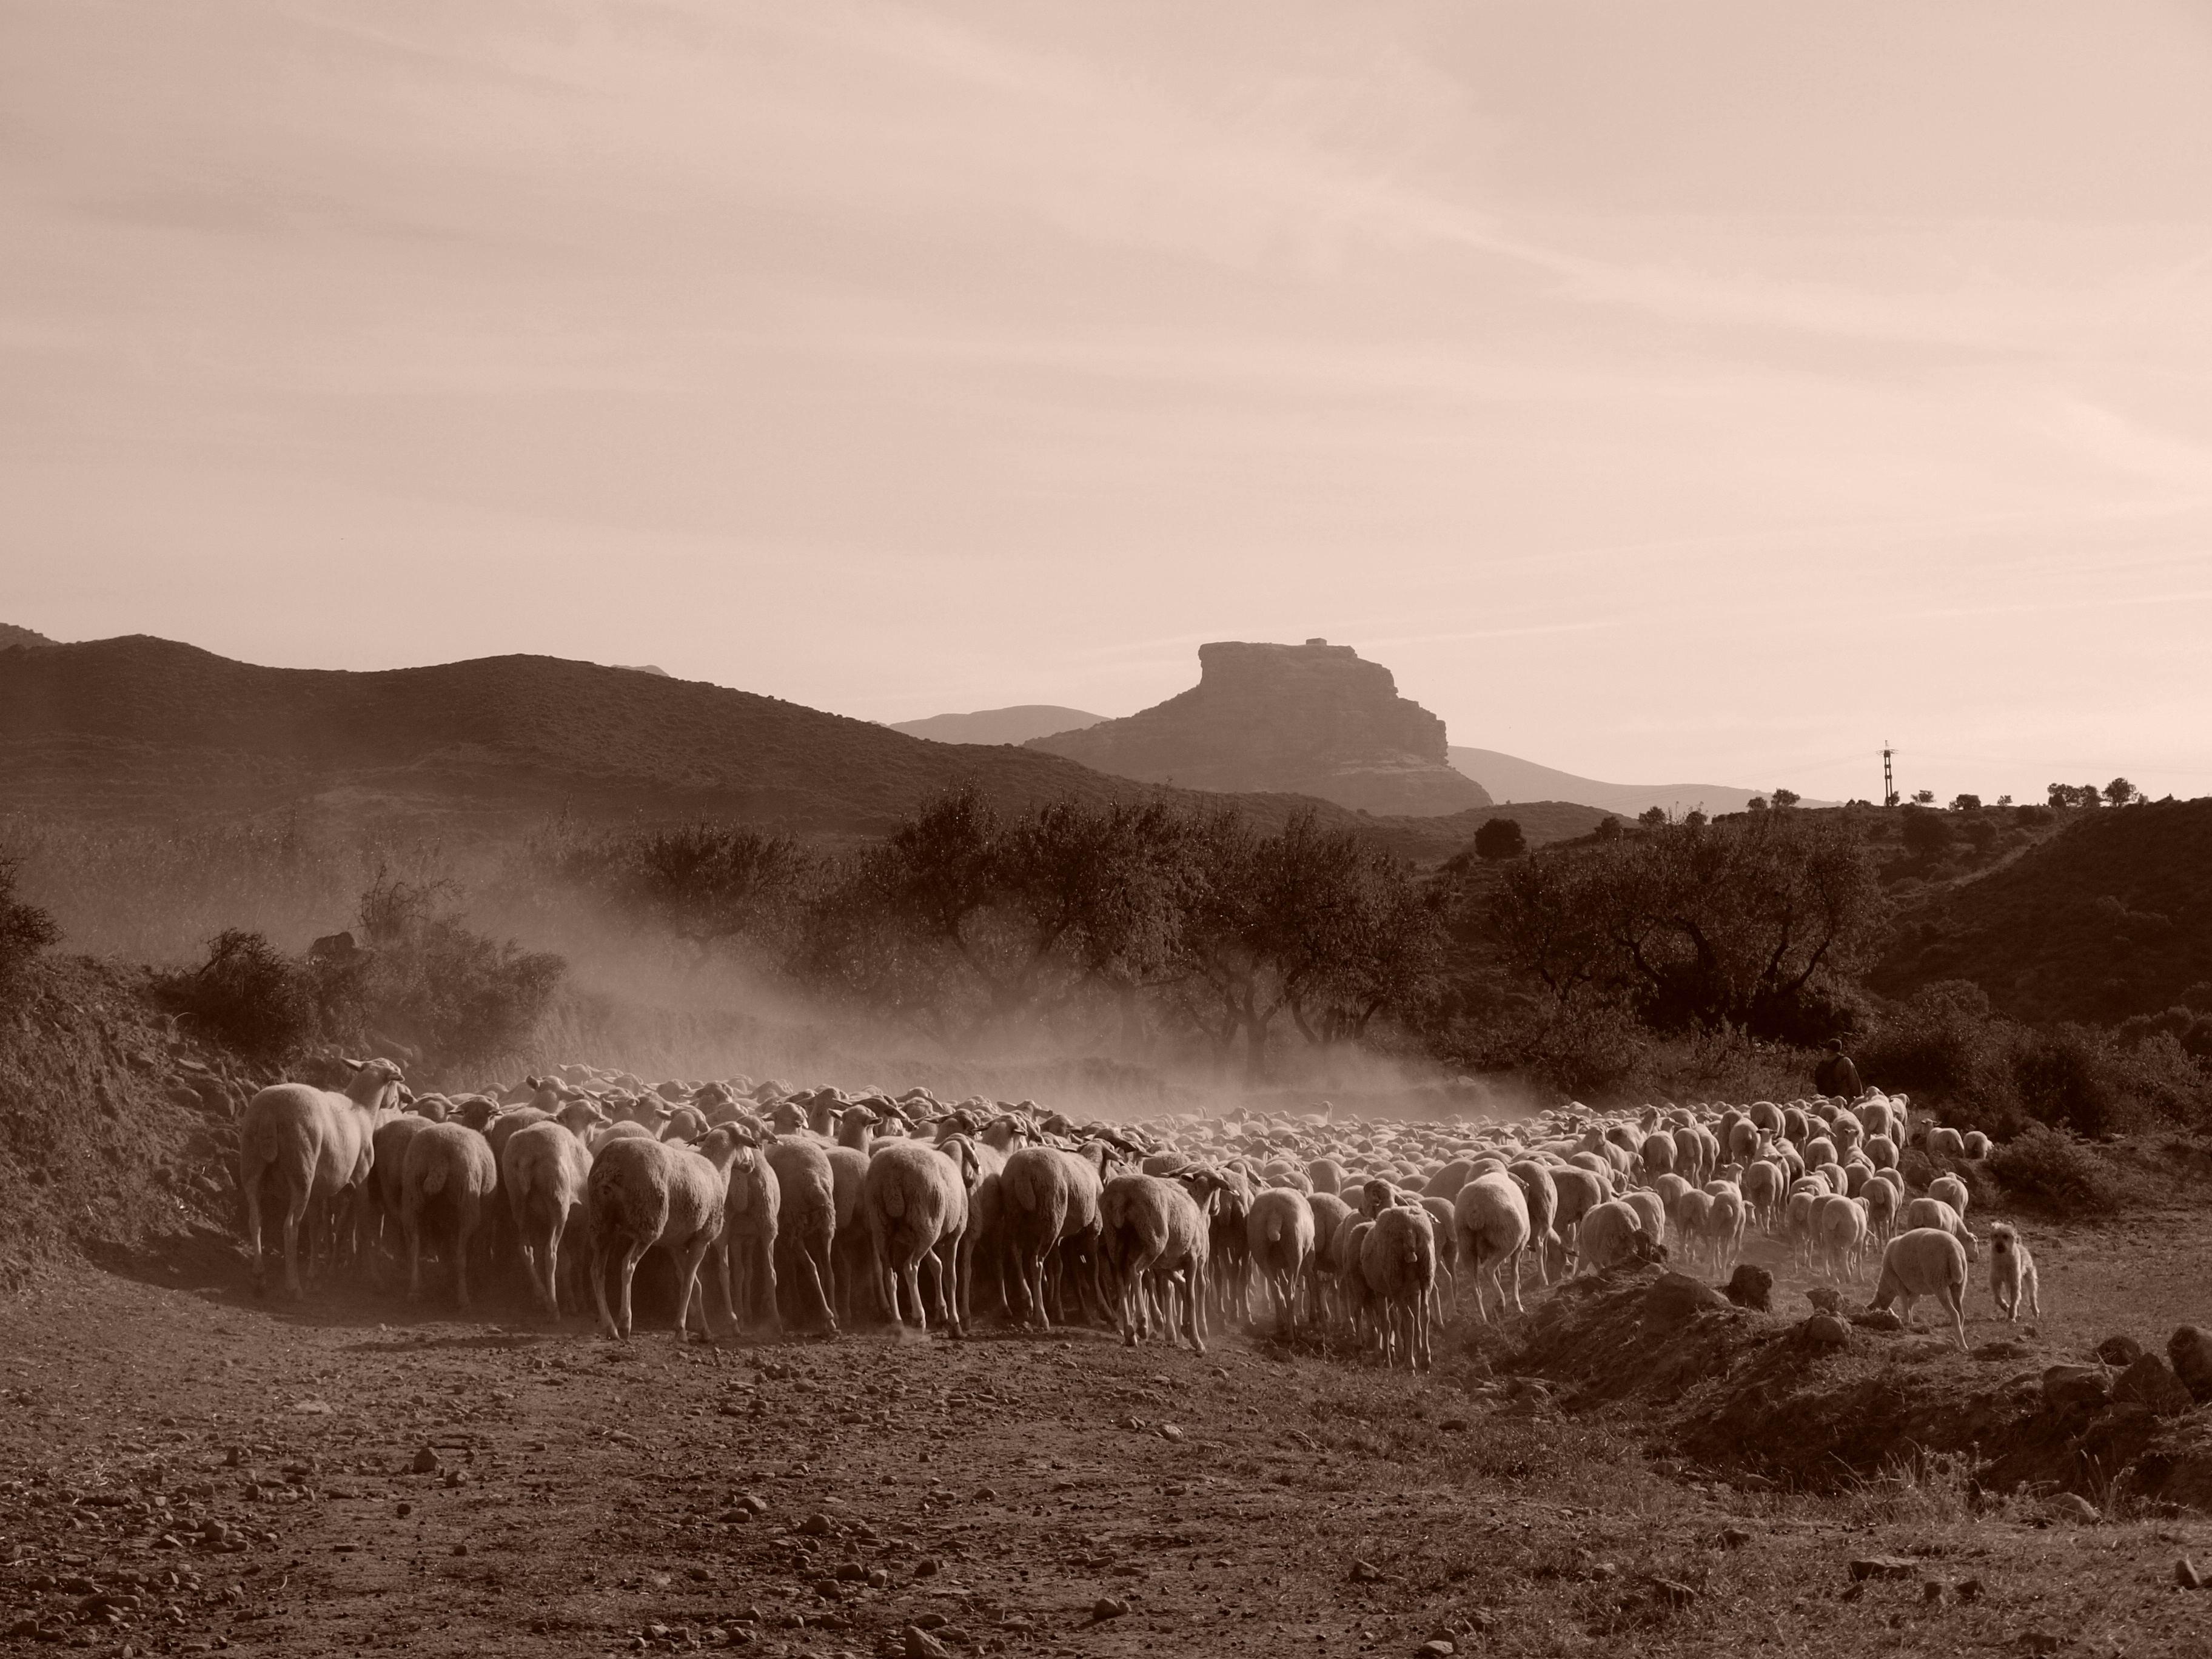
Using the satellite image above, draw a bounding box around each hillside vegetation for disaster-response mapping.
[1875,797,2212,1025]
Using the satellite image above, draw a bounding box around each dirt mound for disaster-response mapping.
[1493,1265,2212,1511]
[0,958,247,1289]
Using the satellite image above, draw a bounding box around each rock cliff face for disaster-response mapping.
[1025,640,1490,816]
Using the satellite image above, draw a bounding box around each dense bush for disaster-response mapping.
[354,873,565,1074]
[156,928,325,1062]
[0,853,62,996]
[1986,1122,2127,1217]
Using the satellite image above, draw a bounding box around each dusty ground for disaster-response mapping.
[7,1202,2212,1659]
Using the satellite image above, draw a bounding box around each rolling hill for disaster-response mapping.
[0,632,1610,857]
[0,622,56,652]
[1872,797,2212,1025]
[1448,746,1826,817]
[892,705,1107,746]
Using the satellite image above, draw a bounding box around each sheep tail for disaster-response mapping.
[422,1160,449,1198]
[1010,1168,1039,1213]
[881,1177,908,1221]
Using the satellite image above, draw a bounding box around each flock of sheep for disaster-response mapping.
[234,1060,2028,1364]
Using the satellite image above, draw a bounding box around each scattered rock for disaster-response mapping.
[409,1448,440,1475]
[2021,1631,2062,1655]
[1803,1287,1842,1315]
[1716,1274,1769,1309]
[443,1469,468,1489]
[1418,1642,1455,1657]
[2114,1354,2196,1418]
[2095,1335,2145,1369]
[1158,1424,1184,1443]
[2040,1364,2113,1413]
[1849,1557,1917,1581]
[2176,1558,2204,1590]
[1717,1527,1752,1550]
[1853,1308,1905,1333]
[797,1513,834,1537]
[1802,1313,1850,1350]
[1350,1560,1386,1583]
[914,1558,940,1578]
[1922,1580,1945,1604]
[1957,1578,1984,1602]
[1090,1596,1130,1621]
[2168,1327,2212,1403]
[904,1627,952,1659]
[2045,1493,2100,1525]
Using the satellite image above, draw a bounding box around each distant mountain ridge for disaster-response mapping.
[1449,746,1831,817]
[1027,640,1491,817]
[0,622,56,651]
[893,705,1107,746]
[0,632,1611,859]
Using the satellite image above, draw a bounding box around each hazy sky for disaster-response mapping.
[7,2,2212,802]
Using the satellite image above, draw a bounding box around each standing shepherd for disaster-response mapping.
[1814,1037,1863,1100]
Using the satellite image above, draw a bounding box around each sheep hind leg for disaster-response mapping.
[674,1239,720,1357]
[278,1185,311,1302]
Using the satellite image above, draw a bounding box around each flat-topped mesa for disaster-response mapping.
[1025,639,1492,817]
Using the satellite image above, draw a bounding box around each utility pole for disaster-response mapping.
[1882,743,1897,809]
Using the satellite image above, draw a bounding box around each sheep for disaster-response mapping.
[1962,1130,1992,1161]
[1307,1191,1353,1323]
[1245,1187,1316,1336]
[1575,1199,1650,1274]
[355,1110,437,1275]
[715,1125,782,1337]
[1705,1186,1747,1274]
[1862,1175,1900,1244]
[1360,1204,1436,1370]
[1452,1172,1530,1323]
[399,1121,498,1309]
[1988,1222,2041,1322]
[1099,1171,1225,1353]
[864,1138,979,1336]
[1864,1133,1899,1170]
[1928,1172,1969,1221]
[586,1127,751,1348]
[1423,1157,1478,1200]
[1505,1160,1564,1286]
[499,1099,602,1318]
[1640,1132,1676,1181]
[1782,1190,1818,1269]
[1811,1193,1868,1283]
[1307,1158,1346,1196]
[1899,1197,1977,1265]
[762,1135,839,1333]
[1673,1188,1714,1275]
[1927,1125,1966,1160]
[1872,1228,1969,1350]
[1741,1159,1784,1233]
[999,1142,1108,1330]
[237,1058,406,1300]
[1619,1189,1667,1250]
[1548,1164,1607,1235]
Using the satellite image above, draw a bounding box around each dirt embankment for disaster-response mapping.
[0,960,248,1290]
[1484,1267,2212,1514]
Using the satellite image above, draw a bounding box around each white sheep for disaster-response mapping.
[499,1098,602,1317]
[400,1120,499,1309]
[1927,1172,1969,1220]
[1505,1160,1564,1287]
[1099,1171,1225,1353]
[864,1138,979,1336]
[237,1058,406,1300]
[1453,1172,1530,1322]
[1988,1222,2041,1321]
[1360,1204,1436,1369]
[1899,1196,1977,1265]
[1811,1193,1868,1283]
[1575,1199,1649,1274]
[762,1136,839,1334]
[587,1127,751,1348]
[1244,1186,1316,1337]
[714,1126,781,1336]
[1872,1227,1970,1350]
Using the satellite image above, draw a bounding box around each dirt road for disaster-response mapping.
[7,1248,2212,1659]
